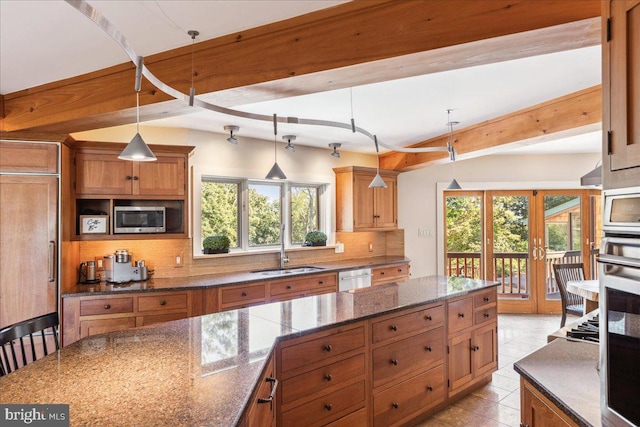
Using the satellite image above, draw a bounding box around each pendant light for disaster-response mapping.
[187,30,199,107]
[369,136,387,188]
[266,114,287,180]
[118,56,156,162]
[580,161,602,186]
[445,109,460,189]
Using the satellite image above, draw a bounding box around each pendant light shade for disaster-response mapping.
[580,165,602,186]
[266,114,287,180]
[369,172,387,188]
[266,162,287,180]
[119,132,156,161]
[446,178,462,190]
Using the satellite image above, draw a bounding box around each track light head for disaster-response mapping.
[282,135,296,152]
[224,125,239,144]
[329,143,341,158]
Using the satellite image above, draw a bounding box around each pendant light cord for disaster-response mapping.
[136,91,140,134]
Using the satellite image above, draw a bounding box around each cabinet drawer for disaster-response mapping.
[281,354,365,405]
[270,273,336,297]
[137,312,188,327]
[281,381,365,427]
[372,264,409,285]
[474,288,497,308]
[324,407,367,427]
[80,298,134,316]
[220,283,266,307]
[372,327,444,388]
[373,365,445,427]
[281,326,365,373]
[138,293,187,312]
[372,305,443,344]
[448,297,473,334]
[474,306,497,326]
[80,317,136,338]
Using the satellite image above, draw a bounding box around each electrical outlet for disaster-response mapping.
[335,242,344,253]
[368,242,374,252]
[175,255,182,267]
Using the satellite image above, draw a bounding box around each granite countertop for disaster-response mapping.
[514,338,601,427]
[1,276,497,426]
[62,256,410,297]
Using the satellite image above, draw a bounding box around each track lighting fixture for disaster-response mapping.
[118,56,156,162]
[266,114,287,180]
[369,136,387,188]
[283,135,296,152]
[328,143,341,158]
[224,125,239,144]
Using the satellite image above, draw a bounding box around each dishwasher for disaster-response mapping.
[338,268,372,291]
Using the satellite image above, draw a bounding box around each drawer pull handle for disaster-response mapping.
[427,386,433,392]
[398,268,403,272]
[319,281,324,284]
[324,344,332,352]
[484,312,490,318]
[425,346,432,352]
[381,271,385,275]
[324,374,332,382]
[458,313,465,318]
[257,377,279,404]
[392,402,399,409]
[390,325,398,331]
[483,296,490,302]
[325,404,333,411]
[391,359,398,366]
[286,285,292,290]
[160,300,166,306]
[241,292,247,297]
[425,315,432,321]
[104,304,111,309]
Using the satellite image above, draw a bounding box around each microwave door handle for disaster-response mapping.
[597,254,640,270]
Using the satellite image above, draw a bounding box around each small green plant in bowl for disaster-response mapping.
[202,235,231,254]
[304,231,327,247]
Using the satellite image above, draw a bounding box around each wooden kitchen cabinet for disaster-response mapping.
[602,0,640,189]
[219,282,268,311]
[371,263,409,286]
[243,355,278,427]
[334,166,399,231]
[62,290,193,345]
[521,378,578,427]
[447,287,498,396]
[269,273,337,302]
[0,139,60,329]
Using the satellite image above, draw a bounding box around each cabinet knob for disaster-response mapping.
[324,374,332,382]
[133,176,139,181]
[125,176,132,180]
[391,359,398,366]
[392,402,399,409]
[319,281,324,284]
[484,296,490,302]
[398,268,403,272]
[286,285,292,290]
[160,300,166,306]
[325,404,332,411]
[425,346,432,352]
[104,304,111,309]
[241,292,247,297]
[427,386,433,392]
[484,312,490,318]
[471,345,480,352]
[324,344,332,352]
[381,271,385,275]
[458,313,465,318]
[425,315,432,321]
[390,325,398,331]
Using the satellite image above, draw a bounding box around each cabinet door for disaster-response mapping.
[473,322,497,377]
[605,0,640,184]
[136,157,185,196]
[374,177,397,229]
[0,175,58,328]
[247,357,276,427]
[522,381,574,427]
[448,331,473,391]
[353,173,376,229]
[76,153,133,195]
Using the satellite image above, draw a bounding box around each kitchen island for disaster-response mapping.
[1,275,498,426]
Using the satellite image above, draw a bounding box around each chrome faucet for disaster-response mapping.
[280,223,289,269]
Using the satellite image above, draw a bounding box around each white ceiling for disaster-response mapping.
[0,0,602,156]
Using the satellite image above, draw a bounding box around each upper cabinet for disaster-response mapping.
[334,166,399,231]
[603,0,640,189]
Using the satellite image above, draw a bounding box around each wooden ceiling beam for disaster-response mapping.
[0,0,600,133]
[379,85,602,171]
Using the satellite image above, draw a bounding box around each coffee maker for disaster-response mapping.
[78,260,99,284]
[103,249,149,283]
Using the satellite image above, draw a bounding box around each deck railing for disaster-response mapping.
[446,249,592,297]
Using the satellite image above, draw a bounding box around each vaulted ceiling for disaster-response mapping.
[0,0,603,170]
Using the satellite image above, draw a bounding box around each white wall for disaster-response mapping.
[398,153,601,279]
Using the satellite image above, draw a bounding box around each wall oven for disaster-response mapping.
[599,186,640,427]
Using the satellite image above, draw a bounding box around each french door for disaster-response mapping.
[445,189,601,314]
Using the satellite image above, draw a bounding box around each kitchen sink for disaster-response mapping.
[252,266,325,276]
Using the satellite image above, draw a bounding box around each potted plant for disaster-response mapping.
[202,235,231,254]
[304,231,327,247]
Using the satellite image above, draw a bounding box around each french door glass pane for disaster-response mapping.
[493,196,530,300]
[445,195,482,278]
[545,195,582,301]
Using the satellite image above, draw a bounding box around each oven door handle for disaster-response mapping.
[597,254,640,269]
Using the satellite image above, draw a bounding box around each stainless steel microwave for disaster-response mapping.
[113,206,166,233]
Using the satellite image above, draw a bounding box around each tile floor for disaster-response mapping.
[416,313,572,427]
